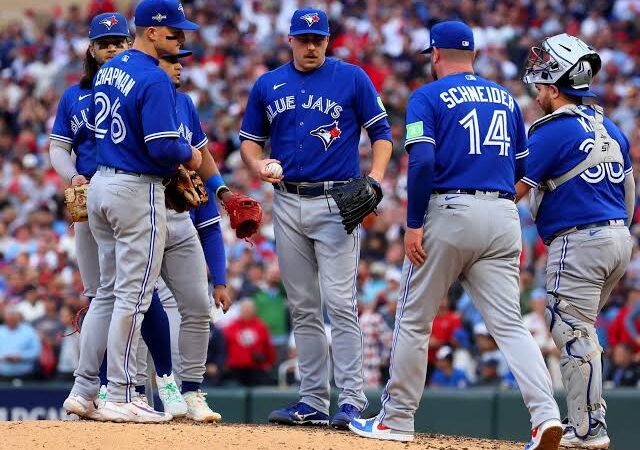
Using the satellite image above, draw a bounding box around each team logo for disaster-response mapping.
[152,13,167,22]
[300,13,320,27]
[100,15,119,30]
[178,3,184,14]
[310,121,342,151]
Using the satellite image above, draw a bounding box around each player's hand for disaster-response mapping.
[405,226,427,266]
[213,285,232,313]
[184,146,203,171]
[255,158,284,183]
[71,174,89,186]
[368,171,383,183]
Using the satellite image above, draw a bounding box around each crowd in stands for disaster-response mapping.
[0,0,640,390]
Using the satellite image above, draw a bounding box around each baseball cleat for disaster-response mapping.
[96,398,172,423]
[525,418,563,450]
[183,391,222,423]
[348,417,414,442]
[268,402,329,426]
[560,422,609,449]
[156,373,187,417]
[330,403,362,430]
[63,393,100,420]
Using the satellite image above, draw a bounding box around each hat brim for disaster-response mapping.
[160,49,193,59]
[558,86,597,98]
[420,47,434,54]
[167,19,200,31]
[90,31,131,40]
[289,29,330,36]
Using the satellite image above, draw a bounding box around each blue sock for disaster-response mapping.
[99,352,108,386]
[181,381,200,394]
[135,385,146,394]
[140,289,173,377]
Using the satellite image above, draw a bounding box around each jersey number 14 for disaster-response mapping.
[459,109,511,156]
[94,92,127,144]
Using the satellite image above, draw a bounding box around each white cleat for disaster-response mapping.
[183,391,222,423]
[63,393,100,420]
[560,423,610,449]
[156,373,188,417]
[348,417,414,442]
[97,398,172,423]
[525,418,563,450]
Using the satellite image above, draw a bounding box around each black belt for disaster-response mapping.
[433,189,515,201]
[545,219,626,245]
[114,168,143,176]
[273,181,349,197]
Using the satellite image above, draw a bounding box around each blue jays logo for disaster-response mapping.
[100,15,119,30]
[178,3,184,14]
[310,121,341,151]
[300,13,320,27]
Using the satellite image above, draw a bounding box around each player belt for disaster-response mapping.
[433,189,515,201]
[544,219,626,245]
[98,165,169,184]
[274,180,349,197]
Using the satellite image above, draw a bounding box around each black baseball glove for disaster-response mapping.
[327,176,383,234]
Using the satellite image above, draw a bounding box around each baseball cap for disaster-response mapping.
[134,0,199,31]
[289,8,330,37]
[89,12,131,40]
[159,49,193,60]
[421,21,474,54]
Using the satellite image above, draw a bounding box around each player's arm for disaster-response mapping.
[516,130,554,202]
[515,181,532,202]
[50,91,84,185]
[622,133,635,224]
[355,67,393,182]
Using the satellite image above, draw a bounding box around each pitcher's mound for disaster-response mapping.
[0,421,525,449]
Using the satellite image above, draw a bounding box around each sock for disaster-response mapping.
[135,385,146,395]
[181,381,200,394]
[141,289,173,377]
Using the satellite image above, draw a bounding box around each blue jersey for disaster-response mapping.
[404,73,527,193]
[522,106,631,242]
[91,49,186,176]
[50,84,97,178]
[240,57,390,182]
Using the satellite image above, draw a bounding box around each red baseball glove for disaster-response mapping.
[222,193,263,239]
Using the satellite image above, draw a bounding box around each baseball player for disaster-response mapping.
[52,12,183,418]
[239,8,392,429]
[349,21,562,450]
[517,34,634,449]
[133,49,230,423]
[63,0,202,423]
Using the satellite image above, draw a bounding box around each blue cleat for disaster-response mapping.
[349,417,414,442]
[330,403,362,430]
[267,402,329,426]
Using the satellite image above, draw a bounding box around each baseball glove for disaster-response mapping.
[328,176,383,234]
[165,167,209,212]
[222,193,263,239]
[64,184,89,223]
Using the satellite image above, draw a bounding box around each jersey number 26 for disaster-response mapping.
[94,92,127,144]
[459,108,511,157]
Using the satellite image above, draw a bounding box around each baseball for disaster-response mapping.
[265,162,283,178]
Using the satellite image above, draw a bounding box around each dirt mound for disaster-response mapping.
[0,421,524,450]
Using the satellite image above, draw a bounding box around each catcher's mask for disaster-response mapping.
[522,33,601,98]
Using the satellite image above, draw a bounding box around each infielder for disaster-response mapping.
[349,22,562,450]
[52,12,181,418]
[240,8,392,429]
[517,34,634,449]
[63,0,202,423]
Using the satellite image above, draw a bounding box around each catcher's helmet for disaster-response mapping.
[522,33,601,98]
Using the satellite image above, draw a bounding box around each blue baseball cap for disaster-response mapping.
[159,49,193,60]
[89,12,131,40]
[134,0,199,31]
[421,21,474,54]
[289,8,330,37]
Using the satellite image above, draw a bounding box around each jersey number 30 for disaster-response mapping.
[94,92,127,144]
[459,109,511,156]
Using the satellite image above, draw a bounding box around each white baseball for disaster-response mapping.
[265,162,283,178]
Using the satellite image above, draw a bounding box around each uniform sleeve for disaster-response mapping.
[513,103,528,182]
[354,67,389,130]
[404,90,436,150]
[140,79,181,143]
[239,78,269,144]
[622,132,633,175]
[521,131,555,188]
[188,96,208,149]
[50,90,73,144]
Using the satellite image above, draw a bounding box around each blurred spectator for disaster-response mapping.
[0,306,41,379]
[358,300,393,388]
[605,343,640,388]
[430,346,469,389]
[224,299,275,386]
[429,297,462,363]
[15,284,45,322]
[204,323,226,386]
[609,288,640,353]
[253,265,288,344]
[56,305,79,380]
